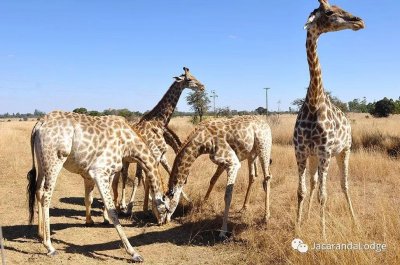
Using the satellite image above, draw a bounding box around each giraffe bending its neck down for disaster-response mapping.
[112,67,204,215]
[294,0,364,238]
[164,116,272,238]
[26,111,169,262]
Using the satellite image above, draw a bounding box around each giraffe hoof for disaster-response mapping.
[238,207,248,214]
[218,231,232,242]
[102,220,111,226]
[47,250,57,256]
[132,253,144,263]
[85,220,95,227]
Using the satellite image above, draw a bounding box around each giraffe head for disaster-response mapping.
[152,194,171,225]
[304,0,365,35]
[173,67,205,91]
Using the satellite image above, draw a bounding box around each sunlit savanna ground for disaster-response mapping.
[0,113,399,264]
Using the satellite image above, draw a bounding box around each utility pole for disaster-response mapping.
[210,90,218,116]
[277,100,281,113]
[263,87,270,117]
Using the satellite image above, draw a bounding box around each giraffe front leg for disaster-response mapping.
[336,149,358,228]
[204,165,224,202]
[119,162,129,211]
[112,171,120,211]
[295,155,307,234]
[219,158,241,239]
[126,165,142,216]
[143,176,151,212]
[306,156,318,221]
[318,156,331,240]
[84,178,95,226]
[92,171,144,262]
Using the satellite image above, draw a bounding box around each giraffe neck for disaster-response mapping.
[141,81,184,126]
[169,141,204,189]
[305,31,326,110]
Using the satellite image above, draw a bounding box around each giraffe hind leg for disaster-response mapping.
[91,171,143,262]
[240,158,257,213]
[41,159,64,255]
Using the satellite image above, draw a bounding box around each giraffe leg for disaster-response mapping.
[119,162,129,211]
[240,159,257,213]
[41,160,64,256]
[318,156,331,240]
[143,176,151,212]
[84,178,95,226]
[35,174,44,239]
[257,143,273,224]
[204,165,224,202]
[91,171,143,262]
[126,165,142,216]
[219,155,241,239]
[295,155,307,232]
[112,171,120,211]
[306,156,318,221]
[336,149,357,225]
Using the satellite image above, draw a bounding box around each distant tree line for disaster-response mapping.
[0,109,45,119]
[290,91,400,118]
[72,107,142,120]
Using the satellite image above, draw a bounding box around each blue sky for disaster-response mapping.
[0,0,399,114]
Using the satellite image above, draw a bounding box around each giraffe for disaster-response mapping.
[293,0,364,238]
[26,111,169,262]
[164,116,272,238]
[111,67,204,215]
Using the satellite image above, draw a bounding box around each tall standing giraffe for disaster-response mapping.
[112,67,204,215]
[164,116,272,238]
[293,0,364,238]
[26,111,169,262]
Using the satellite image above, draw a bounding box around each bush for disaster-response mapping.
[370,98,395,117]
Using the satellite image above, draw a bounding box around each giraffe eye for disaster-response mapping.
[325,10,334,16]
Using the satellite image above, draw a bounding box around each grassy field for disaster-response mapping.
[0,114,399,264]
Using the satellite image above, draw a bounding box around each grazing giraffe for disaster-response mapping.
[112,67,204,215]
[294,0,364,238]
[164,116,272,238]
[26,111,169,262]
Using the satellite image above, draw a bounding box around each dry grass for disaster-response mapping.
[1,115,399,264]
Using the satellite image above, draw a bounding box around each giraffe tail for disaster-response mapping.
[27,121,41,224]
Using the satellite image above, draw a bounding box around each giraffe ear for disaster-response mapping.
[173,76,184,81]
[304,14,315,30]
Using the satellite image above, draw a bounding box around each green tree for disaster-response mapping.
[370,97,395,117]
[88,110,101,116]
[291,91,348,112]
[73,107,88,114]
[33,109,46,117]
[186,91,210,123]
[255,107,267,115]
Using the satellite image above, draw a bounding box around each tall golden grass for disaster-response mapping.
[0,115,399,264]
[168,114,400,264]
